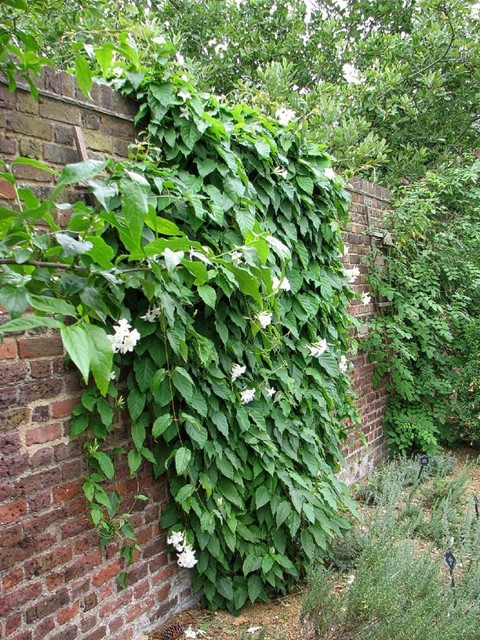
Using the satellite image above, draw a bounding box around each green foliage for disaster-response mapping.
[305,457,480,640]
[364,159,480,454]
[452,319,480,443]
[0,46,359,610]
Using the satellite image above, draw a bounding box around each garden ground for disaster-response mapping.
[147,446,480,640]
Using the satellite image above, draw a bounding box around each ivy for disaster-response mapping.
[0,45,359,611]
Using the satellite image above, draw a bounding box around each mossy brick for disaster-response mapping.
[17,92,38,114]
[25,544,73,578]
[0,84,15,110]
[40,67,61,94]
[0,387,18,410]
[19,137,42,158]
[75,81,102,105]
[0,579,42,615]
[81,111,101,130]
[43,142,79,165]
[0,432,21,455]
[51,397,80,418]
[54,124,75,145]
[61,72,76,98]
[5,612,22,636]
[25,422,63,446]
[31,616,55,639]
[25,588,69,623]
[0,135,17,155]
[0,179,16,200]
[38,98,82,125]
[5,112,53,140]
[82,625,107,640]
[0,498,27,525]
[84,130,113,153]
[30,359,52,378]
[18,379,63,403]
[0,361,28,386]
[49,625,78,640]
[18,335,63,358]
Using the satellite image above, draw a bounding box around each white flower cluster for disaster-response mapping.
[256,311,273,328]
[141,306,162,322]
[189,247,212,265]
[167,531,197,569]
[324,167,336,180]
[272,276,291,292]
[231,364,276,403]
[344,266,360,283]
[275,107,296,126]
[361,292,372,305]
[107,319,141,354]
[307,339,328,358]
[273,165,288,179]
[231,250,243,265]
[185,627,207,639]
[241,388,256,404]
[339,355,348,373]
[342,63,362,85]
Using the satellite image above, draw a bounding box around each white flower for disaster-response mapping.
[344,266,360,283]
[247,628,262,634]
[167,530,185,551]
[108,320,141,354]
[175,52,185,65]
[189,247,212,265]
[266,236,290,258]
[231,250,243,265]
[141,306,162,322]
[472,3,480,18]
[272,276,291,292]
[241,388,256,404]
[342,63,362,85]
[308,340,328,358]
[256,312,273,328]
[273,166,288,179]
[361,292,372,305]
[177,544,197,568]
[231,363,246,382]
[177,90,191,101]
[266,387,276,398]
[275,107,296,126]
[346,574,355,585]
[324,167,336,180]
[339,355,348,373]
[184,626,197,638]
[109,371,116,381]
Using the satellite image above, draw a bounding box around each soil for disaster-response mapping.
[147,446,480,640]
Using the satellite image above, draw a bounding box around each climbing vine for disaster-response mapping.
[0,41,359,611]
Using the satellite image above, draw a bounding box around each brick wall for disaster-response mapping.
[339,179,390,483]
[0,69,389,639]
[0,70,196,640]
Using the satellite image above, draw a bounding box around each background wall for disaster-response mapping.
[0,69,388,640]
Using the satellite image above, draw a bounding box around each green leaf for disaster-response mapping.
[0,316,61,334]
[197,284,216,309]
[70,413,89,437]
[60,324,91,384]
[75,54,93,98]
[55,233,93,257]
[134,357,157,393]
[127,449,142,475]
[0,286,29,318]
[255,486,270,509]
[120,176,149,247]
[172,367,194,402]
[85,325,113,397]
[243,555,262,575]
[152,414,173,438]
[132,417,147,450]
[127,389,146,421]
[85,236,115,269]
[175,447,192,475]
[27,294,76,317]
[248,575,263,603]
[12,157,58,175]
[275,501,292,528]
[53,160,108,196]
[92,451,114,480]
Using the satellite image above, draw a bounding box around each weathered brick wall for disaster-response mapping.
[0,69,389,639]
[339,179,390,483]
[0,70,196,640]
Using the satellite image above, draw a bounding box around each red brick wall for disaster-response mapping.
[0,69,389,639]
[339,178,390,483]
[0,70,197,640]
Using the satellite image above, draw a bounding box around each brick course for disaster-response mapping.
[0,68,388,639]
